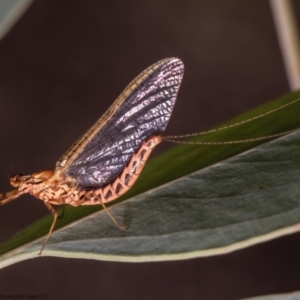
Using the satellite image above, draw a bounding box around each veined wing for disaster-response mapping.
[55,58,184,187]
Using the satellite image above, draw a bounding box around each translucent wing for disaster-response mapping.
[56,58,184,187]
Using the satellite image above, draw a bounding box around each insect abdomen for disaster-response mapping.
[79,135,162,205]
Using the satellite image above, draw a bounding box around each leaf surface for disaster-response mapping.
[1,91,300,268]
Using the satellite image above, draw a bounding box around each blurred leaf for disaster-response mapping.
[1,91,300,268]
[0,0,33,41]
[242,291,300,300]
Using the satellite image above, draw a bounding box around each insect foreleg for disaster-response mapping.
[0,190,19,205]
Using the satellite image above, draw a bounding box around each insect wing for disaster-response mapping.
[60,58,184,187]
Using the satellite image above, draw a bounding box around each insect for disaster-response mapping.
[0,57,297,255]
[0,58,184,255]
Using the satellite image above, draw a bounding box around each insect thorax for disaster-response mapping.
[17,171,81,205]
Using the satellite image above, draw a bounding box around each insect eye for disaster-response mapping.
[9,173,23,188]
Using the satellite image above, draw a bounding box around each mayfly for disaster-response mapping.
[0,58,298,255]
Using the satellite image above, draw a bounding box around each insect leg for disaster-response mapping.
[0,190,19,205]
[38,202,58,256]
[94,191,127,231]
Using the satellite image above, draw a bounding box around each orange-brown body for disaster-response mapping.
[15,135,162,207]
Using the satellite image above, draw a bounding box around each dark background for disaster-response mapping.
[0,1,299,299]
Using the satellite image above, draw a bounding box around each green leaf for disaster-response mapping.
[1,91,300,268]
